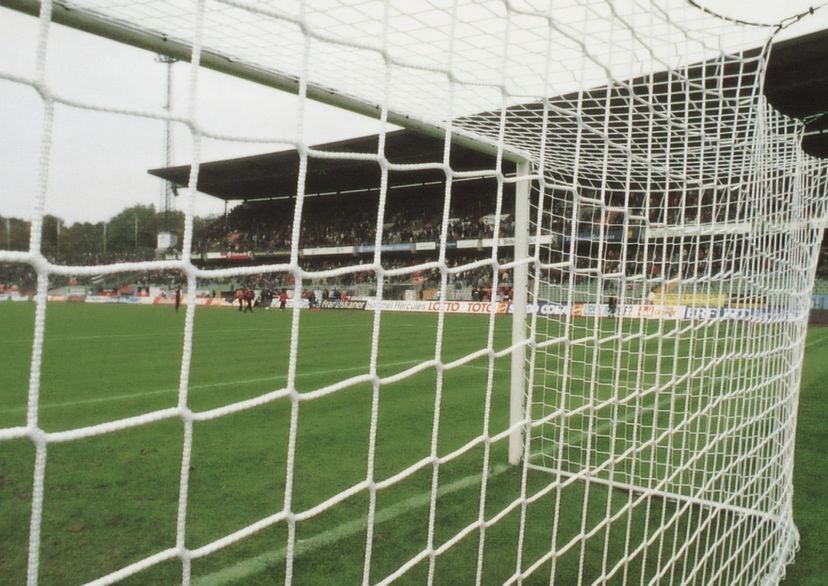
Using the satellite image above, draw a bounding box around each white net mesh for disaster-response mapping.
[1,0,827,584]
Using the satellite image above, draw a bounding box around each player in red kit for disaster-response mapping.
[279,289,288,310]
[174,286,182,312]
[243,287,255,312]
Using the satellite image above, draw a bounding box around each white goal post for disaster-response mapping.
[2,1,828,584]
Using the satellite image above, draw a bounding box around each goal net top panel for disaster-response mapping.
[5,0,793,174]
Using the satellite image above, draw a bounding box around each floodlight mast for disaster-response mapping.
[155,54,176,235]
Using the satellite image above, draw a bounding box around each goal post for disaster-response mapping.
[2,1,827,585]
[509,160,532,466]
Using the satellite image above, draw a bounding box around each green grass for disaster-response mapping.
[0,303,825,585]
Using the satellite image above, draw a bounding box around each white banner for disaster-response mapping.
[364,299,509,314]
[5,293,33,302]
[265,298,311,309]
[85,295,157,305]
[302,245,356,256]
[365,299,430,312]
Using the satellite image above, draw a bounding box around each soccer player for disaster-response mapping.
[279,289,288,310]
[174,286,181,312]
[235,288,245,312]
[608,295,618,318]
[261,287,273,309]
[243,287,255,312]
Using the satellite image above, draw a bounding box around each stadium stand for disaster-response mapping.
[3,186,821,304]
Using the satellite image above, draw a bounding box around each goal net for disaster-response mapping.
[1,0,827,584]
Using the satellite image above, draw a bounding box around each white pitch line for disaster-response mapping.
[13,325,825,585]
[192,464,510,586]
[0,359,513,415]
[804,331,828,350]
[0,345,515,415]
[0,319,488,346]
[0,325,283,346]
[0,359,422,414]
[191,370,630,586]
[176,331,828,585]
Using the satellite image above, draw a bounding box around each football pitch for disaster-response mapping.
[1,303,826,585]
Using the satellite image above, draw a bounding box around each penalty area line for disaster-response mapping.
[804,332,828,350]
[0,359,420,414]
[192,463,511,586]
[0,359,511,415]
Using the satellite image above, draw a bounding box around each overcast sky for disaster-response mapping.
[1,1,827,225]
[0,5,384,224]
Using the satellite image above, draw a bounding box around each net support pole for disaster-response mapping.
[509,160,531,465]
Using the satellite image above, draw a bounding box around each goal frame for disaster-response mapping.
[1,1,821,585]
[0,3,536,470]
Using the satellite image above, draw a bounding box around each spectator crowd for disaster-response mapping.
[193,188,515,256]
[3,182,828,300]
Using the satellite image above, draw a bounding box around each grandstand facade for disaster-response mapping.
[142,27,828,311]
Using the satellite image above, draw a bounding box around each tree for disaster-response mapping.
[106,205,159,252]
[61,222,103,256]
[0,216,30,251]
[1,202,196,260]
[41,215,61,255]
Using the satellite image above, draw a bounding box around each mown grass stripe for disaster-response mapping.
[192,464,510,586]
